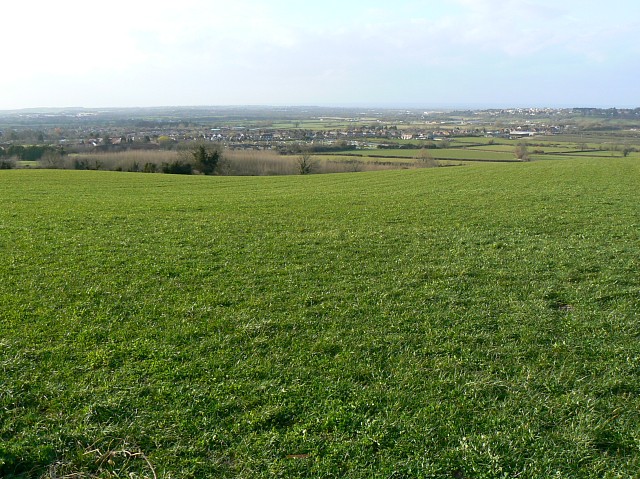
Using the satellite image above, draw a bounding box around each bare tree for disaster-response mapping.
[609,143,620,156]
[41,150,66,169]
[415,149,437,168]
[514,141,530,161]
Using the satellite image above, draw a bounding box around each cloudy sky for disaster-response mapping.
[2,0,639,109]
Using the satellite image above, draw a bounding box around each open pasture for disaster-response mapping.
[1,159,639,478]
[466,144,573,154]
[329,148,517,162]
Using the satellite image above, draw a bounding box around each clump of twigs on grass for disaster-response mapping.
[44,440,157,479]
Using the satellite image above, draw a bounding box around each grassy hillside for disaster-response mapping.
[1,160,639,478]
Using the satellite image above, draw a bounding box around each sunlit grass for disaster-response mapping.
[1,158,639,478]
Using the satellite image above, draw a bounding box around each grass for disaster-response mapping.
[466,145,573,154]
[1,159,639,478]
[327,148,517,161]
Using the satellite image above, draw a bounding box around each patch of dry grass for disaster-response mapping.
[36,148,432,176]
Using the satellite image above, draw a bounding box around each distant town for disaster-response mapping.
[1,106,639,155]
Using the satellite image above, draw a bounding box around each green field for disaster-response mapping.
[1,160,639,478]
[466,145,575,154]
[327,149,517,162]
[323,140,638,164]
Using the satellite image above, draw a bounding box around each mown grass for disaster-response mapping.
[1,159,639,478]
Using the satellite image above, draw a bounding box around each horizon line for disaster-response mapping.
[1,103,639,113]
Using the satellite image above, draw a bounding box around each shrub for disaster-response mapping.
[0,158,15,169]
[296,152,316,175]
[162,161,193,175]
[143,162,157,173]
[191,144,220,175]
[74,158,91,170]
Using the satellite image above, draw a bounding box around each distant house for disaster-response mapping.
[401,133,414,140]
[509,130,536,139]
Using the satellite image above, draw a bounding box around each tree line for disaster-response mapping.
[0,145,64,161]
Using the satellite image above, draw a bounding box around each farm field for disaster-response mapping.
[1,159,640,478]
[321,147,601,163]
[466,145,573,154]
[324,149,517,162]
[318,136,640,165]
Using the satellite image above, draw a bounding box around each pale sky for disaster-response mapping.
[2,0,639,109]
